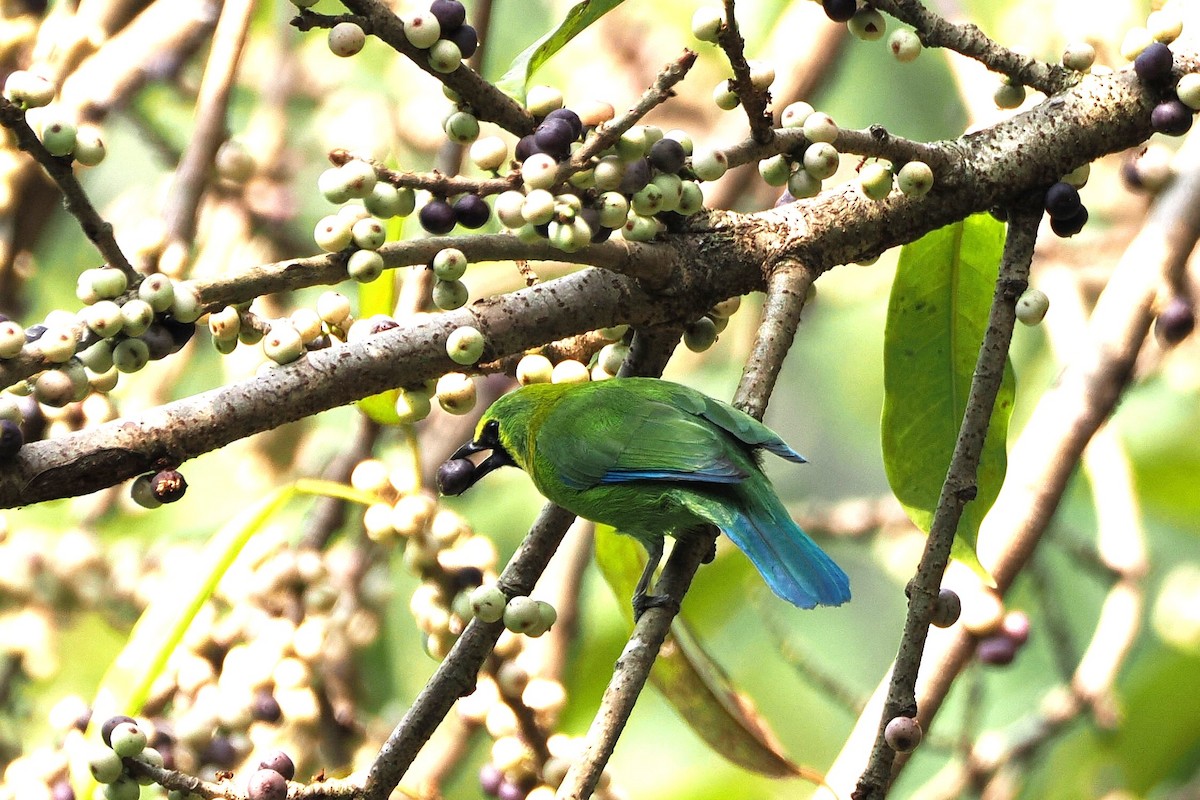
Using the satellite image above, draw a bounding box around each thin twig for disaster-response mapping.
[717,0,773,144]
[852,201,1041,800]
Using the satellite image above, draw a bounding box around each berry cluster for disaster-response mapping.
[3,70,107,166]
[402,0,478,71]
[816,2,922,64]
[1043,180,1087,238]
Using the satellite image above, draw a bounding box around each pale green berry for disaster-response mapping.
[73,125,106,166]
[366,182,416,217]
[652,173,683,212]
[521,189,556,225]
[428,39,463,73]
[516,353,554,385]
[351,216,387,250]
[215,138,254,182]
[34,367,80,407]
[113,338,150,372]
[109,721,148,758]
[470,136,509,171]
[470,584,508,623]
[436,372,477,414]
[522,153,559,191]
[547,219,581,252]
[316,291,352,327]
[138,273,175,312]
[691,7,723,42]
[89,746,124,784]
[677,180,704,215]
[896,160,934,197]
[1147,9,1183,44]
[712,79,740,110]
[339,204,371,229]
[859,162,894,200]
[555,192,583,214]
[87,365,119,393]
[444,111,480,144]
[104,776,141,800]
[848,8,886,41]
[665,129,693,155]
[340,159,378,198]
[348,249,385,282]
[208,305,241,340]
[802,112,839,144]
[432,248,468,281]
[447,325,486,365]
[683,316,718,352]
[597,192,629,228]
[314,214,354,252]
[758,154,791,187]
[433,279,469,310]
[91,268,128,299]
[803,142,840,180]
[494,190,527,228]
[788,167,821,198]
[170,280,203,323]
[79,339,114,372]
[35,327,77,363]
[1062,42,1096,72]
[598,342,628,375]
[710,296,742,318]
[525,85,564,117]
[515,223,541,243]
[993,80,1026,109]
[238,324,263,345]
[780,101,814,128]
[213,336,237,354]
[318,167,353,204]
[263,322,305,364]
[592,156,625,190]
[76,270,101,304]
[690,147,728,182]
[120,299,155,337]
[290,308,324,342]
[503,596,542,635]
[1176,74,1200,111]
[748,60,775,91]
[616,127,648,161]
[84,300,125,338]
[403,11,441,48]
[622,213,658,242]
[394,387,432,423]
[0,395,19,424]
[630,183,664,216]
[0,321,23,358]
[551,359,590,383]
[889,29,922,62]
[3,70,54,108]
[39,112,76,156]
[329,21,366,57]
[533,600,557,634]
[1016,288,1049,325]
[130,747,164,784]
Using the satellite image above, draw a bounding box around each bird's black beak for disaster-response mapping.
[439,420,516,495]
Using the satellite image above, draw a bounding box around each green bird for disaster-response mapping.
[438,378,850,612]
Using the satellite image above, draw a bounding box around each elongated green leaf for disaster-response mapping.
[594,525,824,782]
[495,0,626,101]
[356,219,402,424]
[881,214,1014,580]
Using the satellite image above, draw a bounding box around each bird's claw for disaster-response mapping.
[632,591,680,621]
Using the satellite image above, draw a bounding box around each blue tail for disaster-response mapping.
[691,486,850,608]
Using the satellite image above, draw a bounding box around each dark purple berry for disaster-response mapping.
[1120,158,1144,190]
[976,635,1017,666]
[100,715,137,747]
[1151,98,1194,136]
[591,225,614,243]
[445,23,478,59]
[1049,205,1088,237]
[544,108,583,140]
[247,768,288,800]
[822,0,857,23]
[258,750,295,781]
[436,458,476,496]
[0,419,22,461]
[24,323,46,343]
[480,763,503,797]
[453,194,490,229]
[532,221,550,238]
[533,118,575,159]
[514,134,543,161]
[252,690,283,724]
[367,315,399,334]
[1043,181,1082,218]
[202,735,238,768]
[1155,296,1195,345]
[419,198,457,234]
[448,565,484,590]
[161,316,197,351]
[1134,41,1173,84]
[618,158,651,194]
[648,138,686,174]
[429,0,466,33]
[151,469,187,503]
[140,324,175,361]
[931,588,962,628]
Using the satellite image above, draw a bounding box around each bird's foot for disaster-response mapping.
[632,591,680,621]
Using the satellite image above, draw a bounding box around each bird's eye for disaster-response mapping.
[483,419,500,440]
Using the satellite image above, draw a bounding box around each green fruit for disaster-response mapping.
[263,323,305,364]
[469,136,508,171]
[35,327,77,363]
[432,279,469,310]
[84,300,125,338]
[683,316,718,352]
[89,746,124,784]
[432,248,469,281]
[339,159,377,198]
[859,162,894,200]
[170,281,203,323]
[109,721,147,757]
[758,154,791,187]
[347,249,385,283]
[630,183,665,216]
[435,372,477,414]
[780,101,814,128]
[888,29,922,62]
[318,167,353,204]
[803,142,840,180]
[73,125,107,166]
[112,338,150,373]
[525,85,564,117]
[1061,42,1096,72]
[444,110,480,144]
[215,138,253,182]
[328,21,366,57]
[39,114,77,157]
[365,183,416,217]
[428,39,463,73]
[446,325,485,365]
[516,353,554,385]
[91,268,128,299]
[521,189,556,225]
[208,305,241,340]
[690,147,728,182]
[848,8,886,41]
[494,190,527,228]
[314,214,353,252]
[130,473,162,508]
[351,217,387,250]
[469,584,507,623]
[802,112,839,144]
[896,160,934,196]
[1176,73,1200,111]
[503,596,542,635]
[521,153,559,191]
[712,79,740,110]
[788,168,821,198]
[394,387,432,423]
[402,11,441,48]
[677,180,704,215]
[1015,288,1049,325]
[0,321,23,358]
[138,273,175,312]
[993,80,1026,109]
[691,7,723,42]
[120,299,155,337]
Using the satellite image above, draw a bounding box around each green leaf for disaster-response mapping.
[495,0,626,101]
[594,525,826,782]
[881,214,1014,581]
[356,232,402,424]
